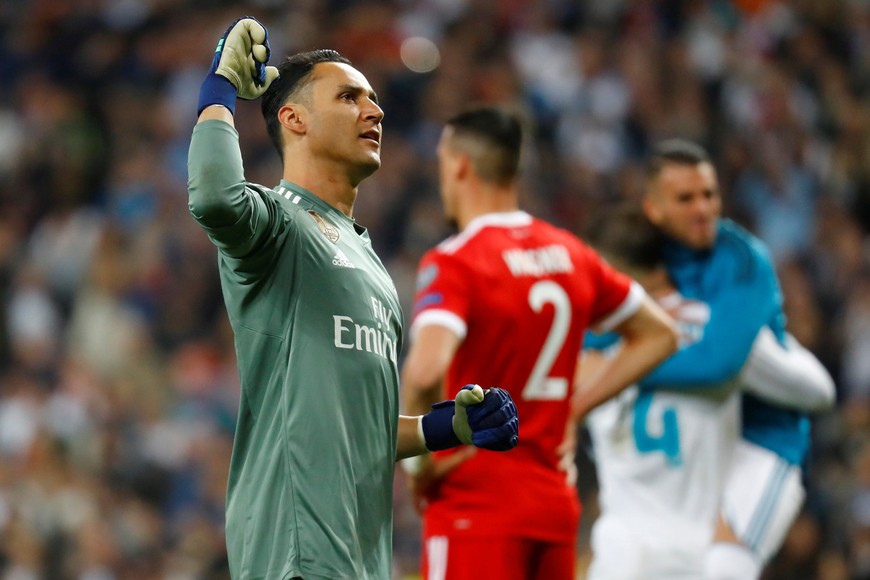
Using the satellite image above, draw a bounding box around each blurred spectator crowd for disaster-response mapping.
[0,0,869,578]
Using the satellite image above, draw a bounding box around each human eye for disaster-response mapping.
[339,91,357,102]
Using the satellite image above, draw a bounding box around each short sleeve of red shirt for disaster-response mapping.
[582,246,644,332]
[410,231,643,343]
[410,248,471,340]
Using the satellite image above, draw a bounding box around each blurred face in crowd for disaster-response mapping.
[644,161,722,250]
[302,62,384,182]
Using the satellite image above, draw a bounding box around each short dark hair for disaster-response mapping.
[587,204,664,273]
[445,106,523,185]
[646,139,711,180]
[260,49,352,158]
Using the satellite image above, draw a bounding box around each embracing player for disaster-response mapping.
[580,204,834,579]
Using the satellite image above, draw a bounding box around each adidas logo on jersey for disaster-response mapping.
[333,249,356,269]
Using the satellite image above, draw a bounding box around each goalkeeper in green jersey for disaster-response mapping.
[188,17,519,580]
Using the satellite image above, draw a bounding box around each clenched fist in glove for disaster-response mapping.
[421,385,519,452]
[197,17,280,116]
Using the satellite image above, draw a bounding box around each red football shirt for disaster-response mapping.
[411,211,642,542]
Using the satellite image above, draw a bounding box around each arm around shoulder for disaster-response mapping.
[642,235,783,387]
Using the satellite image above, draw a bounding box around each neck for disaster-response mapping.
[282,151,365,218]
[456,183,519,230]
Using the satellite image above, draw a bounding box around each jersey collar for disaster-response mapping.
[464,211,532,232]
[278,179,368,237]
[439,211,533,254]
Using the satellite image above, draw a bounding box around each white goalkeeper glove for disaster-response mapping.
[197,16,280,116]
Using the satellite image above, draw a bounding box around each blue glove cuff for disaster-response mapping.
[198,73,237,117]
[421,401,461,451]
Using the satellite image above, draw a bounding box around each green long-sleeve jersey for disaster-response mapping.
[188,120,403,580]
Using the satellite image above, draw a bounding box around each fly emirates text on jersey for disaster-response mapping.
[332,297,398,363]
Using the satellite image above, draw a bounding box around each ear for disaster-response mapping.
[642,195,661,224]
[455,152,472,181]
[278,104,307,136]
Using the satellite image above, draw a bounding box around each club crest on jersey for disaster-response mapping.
[308,210,340,243]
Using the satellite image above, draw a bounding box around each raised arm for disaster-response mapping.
[187,17,280,256]
[199,104,235,126]
[740,327,835,412]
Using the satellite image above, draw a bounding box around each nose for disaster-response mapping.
[364,99,384,124]
[693,194,716,217]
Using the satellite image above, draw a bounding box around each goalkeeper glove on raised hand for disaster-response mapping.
[422,385,519,452]
[197,16,280,116]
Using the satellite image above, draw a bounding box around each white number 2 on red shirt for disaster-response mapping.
[522,280,571,400]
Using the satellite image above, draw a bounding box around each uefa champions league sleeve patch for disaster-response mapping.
[416,263,438,291]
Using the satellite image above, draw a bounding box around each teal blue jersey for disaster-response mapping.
[188,120,403,579]
[639,220,809,464]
